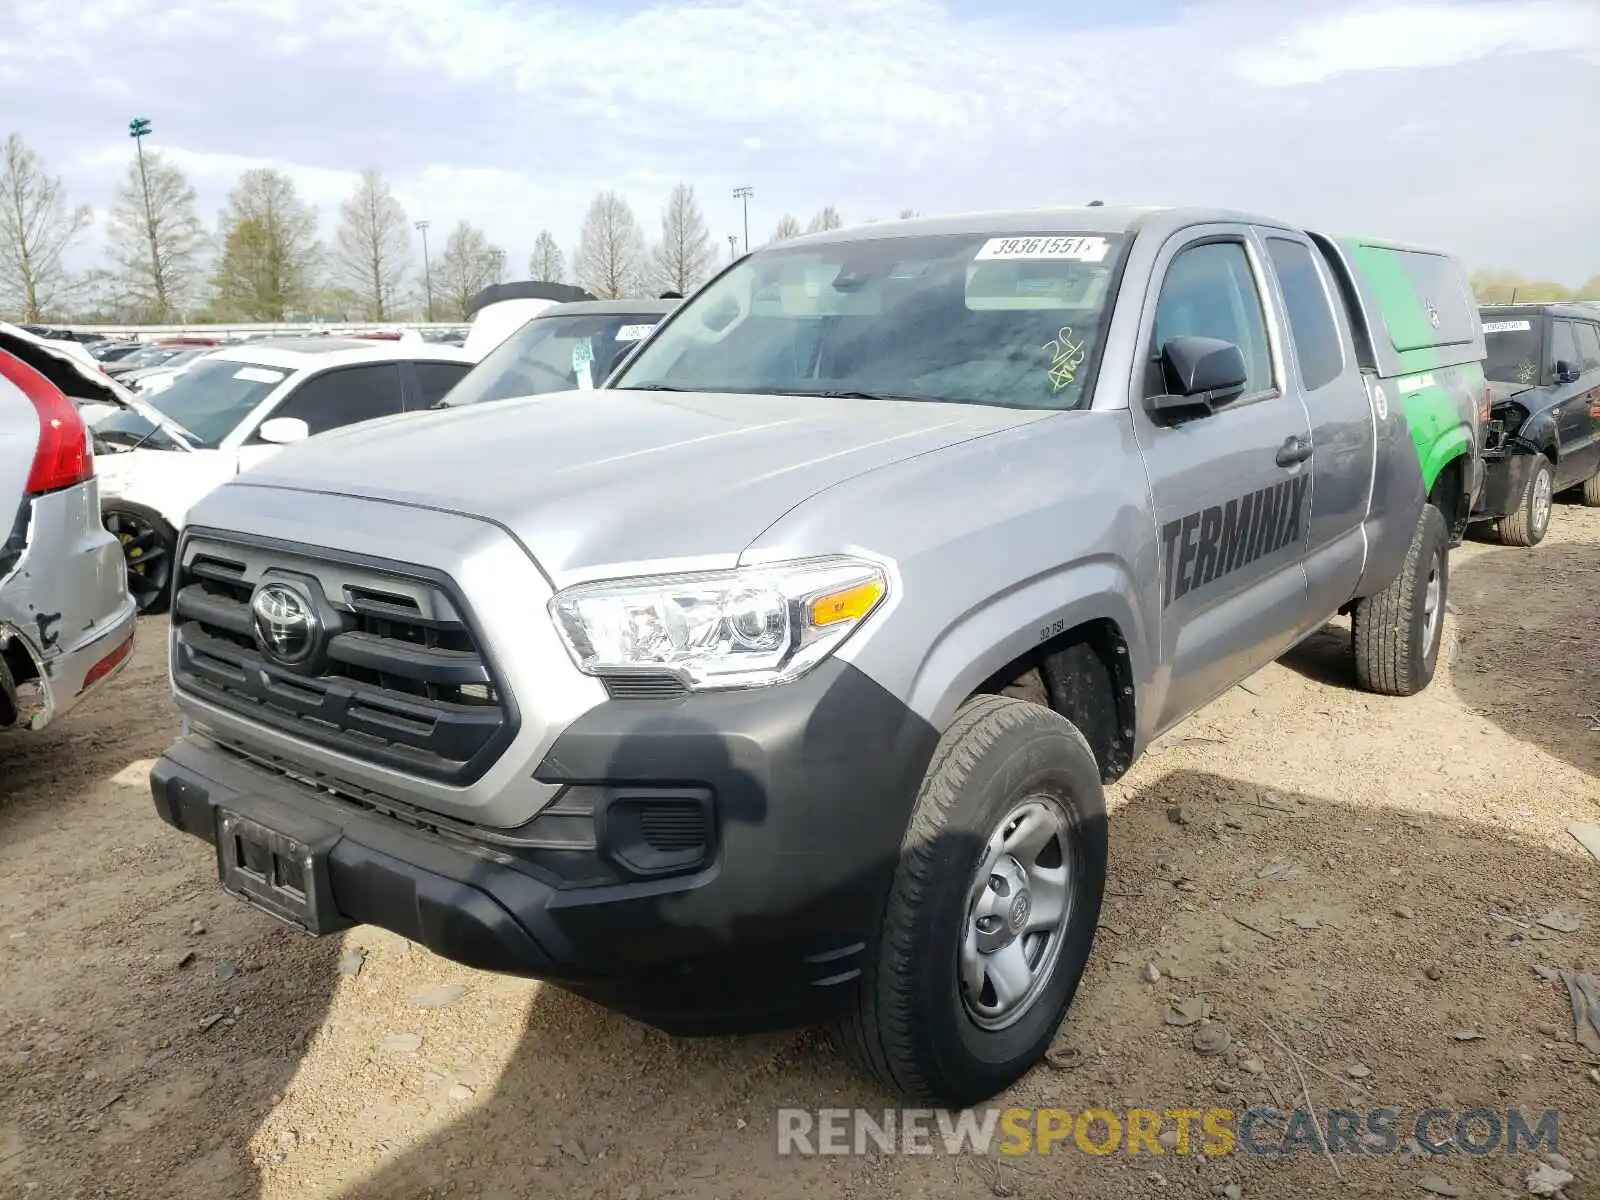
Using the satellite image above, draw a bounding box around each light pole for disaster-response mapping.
[732,186,752,254]
[127,118,162,316]
[728,234,739,262]
[415,219,434,321]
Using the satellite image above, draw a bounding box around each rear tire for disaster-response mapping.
[1582,471,1600,507]
[1351,504,1448,697]
[1491,457,1553,546]
[104,502,176,616]
[833,695,1107,1107]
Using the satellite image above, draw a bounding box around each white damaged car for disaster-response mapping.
[92,337,474,613]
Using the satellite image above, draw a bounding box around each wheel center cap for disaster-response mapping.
[1008,891,1031,932]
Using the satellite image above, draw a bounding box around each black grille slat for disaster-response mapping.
[601,674,690,700]
[171,539,512,783]
[327,631,492,687]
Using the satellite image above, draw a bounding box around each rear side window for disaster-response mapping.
[1550,321,1580,376]
[412,360,471,408]
[1265,237,1343,392]
[1355,246,1478,355]
[1152,242,1274,398]
[1573,322,1600,373]
[266,363,404,436]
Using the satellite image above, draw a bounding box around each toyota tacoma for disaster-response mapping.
[149,207,1483,1104]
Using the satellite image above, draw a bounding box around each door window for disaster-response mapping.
[1265,237,1343,392]
[411,360,471,408]
[1150,241,1274,398]
[1550,321,1579,380]
[1572,322,1600,374]
[263,364,404,436]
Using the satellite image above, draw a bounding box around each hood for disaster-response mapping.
[1487,379,1538,406]
[231,389,1045,582]
[0,323,194,450]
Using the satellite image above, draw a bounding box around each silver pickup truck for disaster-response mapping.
[149,207,1483,1104]
[1,327,137,733]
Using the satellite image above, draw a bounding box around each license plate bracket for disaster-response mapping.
[216,805,350,936]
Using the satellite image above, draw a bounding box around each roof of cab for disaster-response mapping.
[205,339,476,372]
[534,299,679,318]
[1480,302,1600,322]
[781,205,1308,245]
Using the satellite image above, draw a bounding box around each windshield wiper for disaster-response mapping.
[624,383,693,392]
[779,389,938,403]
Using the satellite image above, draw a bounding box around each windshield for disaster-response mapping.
[611,231,1127,409]
[1482,317,1542,385]
[92,358,289,450]
[441,312,666,406]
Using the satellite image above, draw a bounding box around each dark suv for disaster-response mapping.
[1472,304,1600,544]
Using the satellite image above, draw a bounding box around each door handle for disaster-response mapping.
[1276,435,1314,467]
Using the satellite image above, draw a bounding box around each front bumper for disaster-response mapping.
[1470,449,1536,521]
[151,657,938,1034]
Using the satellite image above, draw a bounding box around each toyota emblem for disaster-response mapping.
[251,583,319,666]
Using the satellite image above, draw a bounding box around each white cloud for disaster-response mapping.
[1236,1,1600,87]
[4,0,1599,283]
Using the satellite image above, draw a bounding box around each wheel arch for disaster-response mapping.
[897,564,1148,783]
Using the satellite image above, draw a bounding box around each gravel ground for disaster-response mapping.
[2,504,1598,1200]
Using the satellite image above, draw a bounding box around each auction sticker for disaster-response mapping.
[615,324,655,342]
[233,367,286,384]
[975,235,1110,263]
[1481,320,1531,334]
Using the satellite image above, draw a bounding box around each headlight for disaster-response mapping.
[549,556,888,689]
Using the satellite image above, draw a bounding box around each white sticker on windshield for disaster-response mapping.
[615,324,655,342]
[974,235,1110,263]
[233,367,286,384]
[1481,320,1531,334]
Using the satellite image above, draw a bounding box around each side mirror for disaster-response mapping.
[1555,359,1581,384]
[257,416,310,445]
[1146,336,1249,423]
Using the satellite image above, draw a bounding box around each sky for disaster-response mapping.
[2,0,1598,287]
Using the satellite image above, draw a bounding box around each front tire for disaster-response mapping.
[104,502,176,616]
[834,695,1107,1106]
[1492,456,1554,546]
[1352,503,1448,697]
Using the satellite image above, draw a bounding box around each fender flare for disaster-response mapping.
[903,555,1152,739]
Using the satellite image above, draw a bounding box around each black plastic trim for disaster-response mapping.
[173,525,520,786]
[153,658,940,1034]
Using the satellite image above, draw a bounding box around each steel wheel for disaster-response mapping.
[959,794,1075,1031]
[105,508,173,614]
[1421,546,1443,650]
[1530,465,1553,540]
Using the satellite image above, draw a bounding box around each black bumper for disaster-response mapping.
[151,658,938,1035]
[1470,450,1535,520]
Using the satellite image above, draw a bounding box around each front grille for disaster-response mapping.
[172,533,515,784]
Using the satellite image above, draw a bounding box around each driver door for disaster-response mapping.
[1128,228,1314,729]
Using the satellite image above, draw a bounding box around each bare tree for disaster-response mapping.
[333,168,411,320]
[898,208,921,219]
[211,168,321,320]
[435,220,504,319]
[528,230,565,283]
[770,214,802,243]
[805,206,843,234]
[105,149,207,322]
[650,183,713,295]
[0,134,92,321]
[575,191,646,299]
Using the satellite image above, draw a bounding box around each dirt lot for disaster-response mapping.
[3,506,1598,1200]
